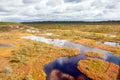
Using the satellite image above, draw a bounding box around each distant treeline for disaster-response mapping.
[1,21,120,25]
[0,22,20,25]
[22,21,120,25]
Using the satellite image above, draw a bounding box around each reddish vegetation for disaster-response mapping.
[77,58,120,80]
[0,56,8,71]
[50,69,74,80]
[49,69,88,80]
[76,76,88,80]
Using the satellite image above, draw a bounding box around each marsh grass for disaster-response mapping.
[23,22,120,34]
[85,51,104,58]
[0,26,11,32]
[78,58,120,80]
[0,22,120,79]
[7,40,79,79]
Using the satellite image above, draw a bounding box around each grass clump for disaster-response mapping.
[78,58,120,80]
[7,40,79,80]
[85,51,104,58]
[0,26,11,32]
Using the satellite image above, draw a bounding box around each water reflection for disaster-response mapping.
[22,36,120,65]
[103,42,120,47]
[44,55,91,80]
[22,36,120,80]
[97,41,120,47]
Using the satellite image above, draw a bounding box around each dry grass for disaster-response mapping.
[6,41,79,80]
[77,58,120,80]
[85,51,104,58]
[0,22,120,79]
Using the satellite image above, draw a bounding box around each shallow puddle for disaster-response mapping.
[0,43,14,47]
[40,33,59,36]
[22,36,120,80]
[103,42,120,47]
[97,41,120,47]
[22,36,67,47]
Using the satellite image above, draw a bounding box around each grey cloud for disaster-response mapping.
[0,7,11,12]
[0,0,120,22]
[22,0,38,4]
[46,0,63,7]
[0,5,17,13]
[64,0,80,3]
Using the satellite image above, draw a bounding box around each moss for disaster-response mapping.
[0,23,120,79]
[85,51,104,58]
[78,58,120,80]
[7,40,79,79]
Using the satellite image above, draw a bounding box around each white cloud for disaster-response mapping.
[0,0,120,22]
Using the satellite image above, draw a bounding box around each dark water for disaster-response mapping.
[44,56,91,80]
[63,41,120,65]
[44,41,120,80]
[22,36,120,80]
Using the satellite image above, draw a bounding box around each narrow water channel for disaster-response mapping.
[22,36,120,80]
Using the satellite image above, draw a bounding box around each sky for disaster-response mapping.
[0,0,120,22]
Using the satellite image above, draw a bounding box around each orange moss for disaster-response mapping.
[77,58,120,80]
[85,51,104,58]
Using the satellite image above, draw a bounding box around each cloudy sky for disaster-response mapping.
[0,0,120,22]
